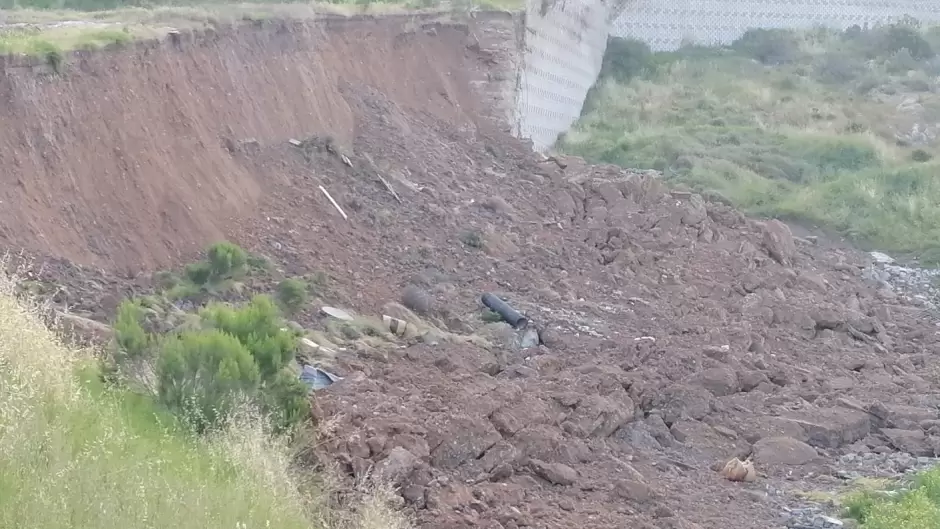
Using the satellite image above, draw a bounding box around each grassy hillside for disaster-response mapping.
[0,276,317,529]
[842,469,940,528]
[561,21,940,262]
[0,268,412,529]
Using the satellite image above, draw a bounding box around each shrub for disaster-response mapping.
[246,253,271,272]
[731,28,802,65]
[886,48,920,73]
[156,329,261,433]
[145,296,307,433]
[460,230,483,248]
[600,37,654,82]
[912,149,933,162]
[185,261,212,285]
[200,295,297,379]
[814,51,865,84]
[276,278,308,315]
[880,24,934,60]
[206,241,248,281]
[113,299,151,359]
[259,369,312,432]
[153,270,180,291]
[481,309,503,323]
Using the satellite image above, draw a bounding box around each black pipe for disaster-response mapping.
[481,293,528,329]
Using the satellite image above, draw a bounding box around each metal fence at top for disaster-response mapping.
[610,0,940,51]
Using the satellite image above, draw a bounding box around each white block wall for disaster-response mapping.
[515,0,610,151]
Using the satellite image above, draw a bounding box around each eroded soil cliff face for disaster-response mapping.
[0,13,519,271]
[4,11,940,529]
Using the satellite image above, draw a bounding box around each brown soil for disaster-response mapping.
[3,12,940,529]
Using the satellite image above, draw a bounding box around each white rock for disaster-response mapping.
[871,251,895,264]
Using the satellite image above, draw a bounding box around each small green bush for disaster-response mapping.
[600,37,654,82]
[731,28,802,65]
[111,293,309,434]
[200,295,297,380]
[276,278,309,314]
[814,51,865,84]
[460,230,483,248]
[113,299,151,359]
[481,309,503,323]
[157,329,261,433]
[185,261,212,285]
[260,369,312,432]
[206,241,248,281]
[880,24,935,60]
[886,48,920,73]
[153,270,180,291]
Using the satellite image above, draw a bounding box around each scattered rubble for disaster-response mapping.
[12,25,940,528]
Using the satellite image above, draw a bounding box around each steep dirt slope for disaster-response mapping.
[0,13,518,271]
[4,12,940,529]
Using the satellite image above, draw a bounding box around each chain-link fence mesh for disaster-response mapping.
[611,0,940,51]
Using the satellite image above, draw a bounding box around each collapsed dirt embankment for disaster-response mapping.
[6,10,940,529]
[0,13,520,271]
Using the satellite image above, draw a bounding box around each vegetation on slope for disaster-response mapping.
[0,0,523,59]
[0,252,413,529]
[562,19,940,262]
[842,468,940,529]
[0,273,316,529]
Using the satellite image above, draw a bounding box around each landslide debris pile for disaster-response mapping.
[4,15,940,529]
[285,110,940,528]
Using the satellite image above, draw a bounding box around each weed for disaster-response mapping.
[277,278,309,315]
[731,28,803,65]
[153,269,181,290]
[912,149,933,162]
[247,253,272,272]
[113,298,151,359]
[842,466,940,528]
[206,241,248,281]
[481,309,503,323]
[460,230,483,248]
[185,261,212,285]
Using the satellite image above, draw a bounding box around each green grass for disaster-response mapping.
[843,467,940,528]
[0,26,132,58]
[562,23,940,263]
[0,0,522,59]
[0,281,319,529]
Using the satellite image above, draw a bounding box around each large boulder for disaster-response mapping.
[753,436,819,466]
[761,220,797,266]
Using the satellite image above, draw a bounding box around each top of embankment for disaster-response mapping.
[0,0,522,60]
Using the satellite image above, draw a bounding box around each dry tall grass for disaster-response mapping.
[0,269,411,529]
